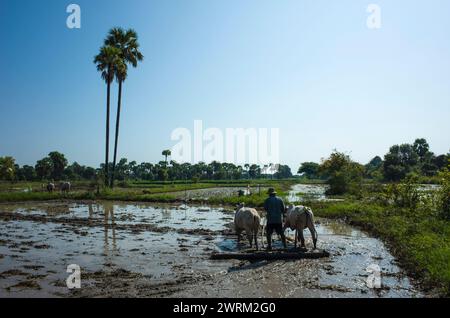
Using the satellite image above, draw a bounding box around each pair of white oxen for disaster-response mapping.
[234,204,318,250]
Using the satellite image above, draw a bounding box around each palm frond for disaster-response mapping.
[104,28,144,68]
[94,45,122,83]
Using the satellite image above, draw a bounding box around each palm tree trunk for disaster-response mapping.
[110,79,123,188]
[105,74,111,187]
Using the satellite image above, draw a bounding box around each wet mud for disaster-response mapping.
[0,190,423,298]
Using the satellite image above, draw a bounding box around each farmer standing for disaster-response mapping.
[264,188,287,250]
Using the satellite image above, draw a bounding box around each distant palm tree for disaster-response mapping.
[162,150,171,164]
[105,28,144,188]
[94,45,123,186]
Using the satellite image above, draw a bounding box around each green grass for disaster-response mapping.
[0,181,292,205]
[0,189,180,204]
[0,191,96,202]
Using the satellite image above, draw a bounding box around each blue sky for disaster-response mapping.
[0,0,449,171]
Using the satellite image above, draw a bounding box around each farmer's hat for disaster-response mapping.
[267,187,277,195]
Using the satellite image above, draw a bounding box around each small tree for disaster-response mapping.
[319,151,364,195]
[162,150,171,165]
[35,157,53,181]
[48,151,68,180]
[158,168,169,181]
[383,144,419,181]
[0,156,16,181]
[298,162,320,179]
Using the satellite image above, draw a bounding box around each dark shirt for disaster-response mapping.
[264,195,285,225]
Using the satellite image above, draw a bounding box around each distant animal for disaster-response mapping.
[46,183,55,192]
[60,182,71,193]
[234,203,261,249]
[283,205,318,249]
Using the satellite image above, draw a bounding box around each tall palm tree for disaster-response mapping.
[105,28,144,188]
[162,150,171,164]
[94,45,123,186]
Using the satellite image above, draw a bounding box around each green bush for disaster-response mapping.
[386,177,421,210]
[319,151,364,195]
[438,170,450,220]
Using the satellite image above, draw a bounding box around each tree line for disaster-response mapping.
[0,151,293,183]
[298,138,449,194]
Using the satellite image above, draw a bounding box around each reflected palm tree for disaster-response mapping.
[161,207,171,220]
[103,202,117,253]
[88,203,94,219]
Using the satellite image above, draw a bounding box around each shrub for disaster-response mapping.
[319,151,364,195]
[438,169,450,220]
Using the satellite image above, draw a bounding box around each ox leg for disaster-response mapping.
[266,233,272,251]
[247,232,253,248]
[261,225,265,249]
[254,232,259,250]
[294,230,298,249]
[299,230,306,248]
[280,230,287,249]
[309,226,318,250]
[236,229,242,244]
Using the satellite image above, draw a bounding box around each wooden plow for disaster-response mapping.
[210,248,330,261]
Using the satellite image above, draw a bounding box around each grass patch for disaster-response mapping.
[0,191,95,202]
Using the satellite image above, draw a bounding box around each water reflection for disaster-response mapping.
[287,184,328,203]
[161,208,171,220]
[103,202,117,252]
[88,203,94,219]
[320,220,354,236]
[42,204,71,216]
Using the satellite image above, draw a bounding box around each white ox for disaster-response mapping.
[234,203,261,250]
[283,205,318,249]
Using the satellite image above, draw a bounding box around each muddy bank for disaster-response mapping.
[0,201,423,298]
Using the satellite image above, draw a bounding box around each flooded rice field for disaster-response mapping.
[0,198,423,298]
[287,184,345,203]
[164,186,264,200]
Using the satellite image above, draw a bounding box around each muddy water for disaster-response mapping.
[0,201,422,298]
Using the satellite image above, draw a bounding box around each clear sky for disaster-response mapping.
[1,0,449,171]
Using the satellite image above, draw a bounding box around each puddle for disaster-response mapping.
[0,201,423,298]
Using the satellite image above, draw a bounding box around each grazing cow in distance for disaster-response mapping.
[283,205,318,250]
[60,182,71,194]
[46,183,55,192]
[234,203,261,250]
